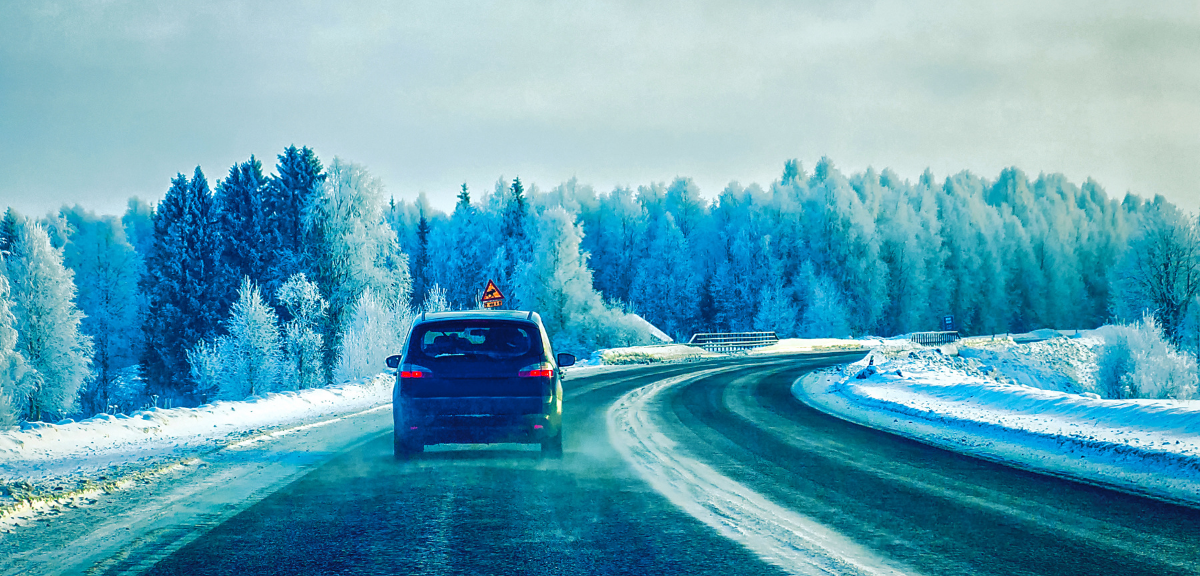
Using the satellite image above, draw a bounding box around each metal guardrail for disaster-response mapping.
[688,331,779,353]
[909,331,960,346]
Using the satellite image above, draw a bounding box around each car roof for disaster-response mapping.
[414,309,542,327]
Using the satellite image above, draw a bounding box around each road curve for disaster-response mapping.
[654,360,1200,575]
[13,354,1198,575]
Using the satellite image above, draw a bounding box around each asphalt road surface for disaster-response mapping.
[9,354,1200,575]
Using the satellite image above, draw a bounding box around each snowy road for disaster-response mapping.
[4,354,1200,575]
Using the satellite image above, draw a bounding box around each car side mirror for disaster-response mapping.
[385,355,402,369]
[556,353,576,367]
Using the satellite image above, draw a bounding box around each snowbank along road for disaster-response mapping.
[4,353,1200,575]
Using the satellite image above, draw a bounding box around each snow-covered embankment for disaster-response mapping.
[0,374,393,516]
[794,340,1200,507]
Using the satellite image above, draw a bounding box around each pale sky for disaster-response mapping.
[1,0,1197,217]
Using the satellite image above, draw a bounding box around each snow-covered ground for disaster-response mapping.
[583,336,882,368]
[796,337,1200,506]
[0,374,393,516]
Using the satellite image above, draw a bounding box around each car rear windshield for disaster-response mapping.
[408,320,543,361]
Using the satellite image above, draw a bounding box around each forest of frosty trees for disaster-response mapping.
[0,147,1197,424]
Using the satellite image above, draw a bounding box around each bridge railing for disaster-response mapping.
[909,331,959,346]
[687,331,779,353]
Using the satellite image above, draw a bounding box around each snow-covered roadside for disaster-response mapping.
[795,349,1200,507]
[582,336,887,370]
[0,374,393,512]
[582,344,723,366]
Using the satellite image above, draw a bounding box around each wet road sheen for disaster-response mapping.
[144,361,790,576]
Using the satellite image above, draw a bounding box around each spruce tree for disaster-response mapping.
[142,167,225,403]
[0,208,21,256]
[216,156,271,304]
[266,145,325,300]
[412,210,431,301]
[443,183,488,307]
[457,182,471,210]
[500,177,529,280]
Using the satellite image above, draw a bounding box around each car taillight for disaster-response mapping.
[400,364,431,379]
[519,363,553,378]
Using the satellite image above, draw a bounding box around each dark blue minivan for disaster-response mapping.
[385,310,575,458]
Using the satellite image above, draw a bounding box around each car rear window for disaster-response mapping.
[408,320,542,361]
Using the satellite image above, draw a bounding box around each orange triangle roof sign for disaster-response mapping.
[481,279,504,303]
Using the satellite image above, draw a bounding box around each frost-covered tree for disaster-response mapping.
[277,273,327,391]
[1,219,93,421]
[630,214,696,340]
[142,167,225,402]
[585,186,644,303]
[59,207,143,415]
[711,228,769,332]
[335,288,412,383]
[421,283,450,314]
[1115,200,1200,347]
[514,207,649,354]
[190,278,282,401]
[0,275,31,426]
[121,197,155,319]
[754,247,798,337]
[1096,314,1197,400]
[498,177,530,282]
[937,172,1006,335]
[665,177,705,239]
[439,184,490,307]
[221,278,282,398]
[875,183,930,335]
[305,158,411,345]
[122,197,155,262]
[803,159,886,334]
[797,261,851,338]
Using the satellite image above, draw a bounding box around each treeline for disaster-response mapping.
[400,158,1196,344]
[0,148,1196,424]
[0,146,651,423]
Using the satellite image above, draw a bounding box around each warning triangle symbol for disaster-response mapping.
[481,279,504,302]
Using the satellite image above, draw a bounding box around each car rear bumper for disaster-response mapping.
[395,396,560,445]
[407,413,555,444]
